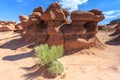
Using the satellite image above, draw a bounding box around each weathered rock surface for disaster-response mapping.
[17,2,105,53]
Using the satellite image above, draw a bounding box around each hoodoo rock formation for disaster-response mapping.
[18,2,105,53]
[0,21,16,31]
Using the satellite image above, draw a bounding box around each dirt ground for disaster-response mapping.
[0,30,120,80]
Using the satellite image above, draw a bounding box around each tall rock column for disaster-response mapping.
[41,2,68,46]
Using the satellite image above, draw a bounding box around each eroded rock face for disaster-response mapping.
[0,21,16,31]
[22,11,48,43]
[18,2,104,53]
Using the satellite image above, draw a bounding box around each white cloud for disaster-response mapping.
[17,0,23,2]
[105,15,120,19]
[100,10,120,24]
[103,10,120,19]
[58,0,88,11]
[104,10,120,15]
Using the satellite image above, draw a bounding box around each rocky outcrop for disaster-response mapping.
[18,2,105,53]
[107,19,120,25]
[106,22,120,45]
[0,21,16,31]
[110,22,120,36]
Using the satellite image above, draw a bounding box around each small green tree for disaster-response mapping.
[34,44,63,66]
[34,44,64,77]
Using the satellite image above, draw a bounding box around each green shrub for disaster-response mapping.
[34,44,63,66]
[47,60,64,76]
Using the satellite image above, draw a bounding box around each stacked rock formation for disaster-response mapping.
[0,21,16,31]
[18,2,104,53]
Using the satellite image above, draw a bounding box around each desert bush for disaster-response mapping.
[34,44,64,76]
[47,60,64,76]
[34,44,63,66]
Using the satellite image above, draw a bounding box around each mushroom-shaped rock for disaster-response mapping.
[70,10,94,21]
[41,2,67,21]
[33,6,44,14]
[89,9,104,22]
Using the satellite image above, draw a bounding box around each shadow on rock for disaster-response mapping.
[109,31,120,36]
[22,64,55,80]
[2,50,34,61]
[105,35,120,45]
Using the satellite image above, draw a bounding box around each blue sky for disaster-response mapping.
[0,0,120,24]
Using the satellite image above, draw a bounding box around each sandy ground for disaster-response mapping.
[0,30,120,80]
